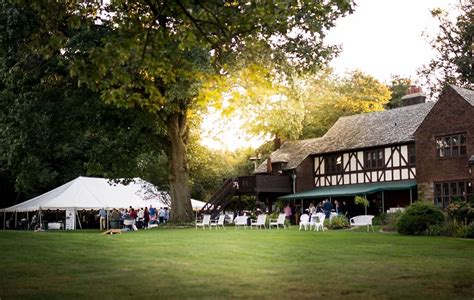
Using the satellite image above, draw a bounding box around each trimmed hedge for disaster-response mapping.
[397,202,444,235]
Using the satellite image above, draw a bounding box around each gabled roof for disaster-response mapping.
[449,84,474,106]
[255,102,434,173]
[254,138,322,173]
[313,102,435,154]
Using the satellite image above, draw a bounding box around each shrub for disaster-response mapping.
[446,198,474,224]
[381,211,403,232]
[466,223,474,239]
[373,213,387,226]
[397,202,444,235]
[328,215,349,229]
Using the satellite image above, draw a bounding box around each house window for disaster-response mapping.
[364,149,384,170]
[408,144,416,166]
[436,133,466,158]
[434,181,474,208]
[324,154,343,174]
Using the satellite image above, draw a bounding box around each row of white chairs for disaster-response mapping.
[299,213,325,231]
[195,213,287,230]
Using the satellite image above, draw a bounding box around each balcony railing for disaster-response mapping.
[237,175,292,194]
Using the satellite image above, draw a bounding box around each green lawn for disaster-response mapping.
[0,227,472,299]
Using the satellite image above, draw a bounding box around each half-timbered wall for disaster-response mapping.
[314,144,416,187]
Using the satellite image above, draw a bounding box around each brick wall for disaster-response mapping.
[414,86,474,202]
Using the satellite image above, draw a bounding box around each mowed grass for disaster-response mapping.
[0,227,472,299]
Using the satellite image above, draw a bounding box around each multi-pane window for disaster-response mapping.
[434,181,473,208]
[325,155,343,174]
[364,149,384,169]
[436,133,467,158]
[408,144,416,165]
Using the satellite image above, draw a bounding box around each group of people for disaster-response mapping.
[308,199,348,219]
[98,205,170,230]
[283,199,350,225]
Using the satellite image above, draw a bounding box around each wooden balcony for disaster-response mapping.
[237,175,292,194]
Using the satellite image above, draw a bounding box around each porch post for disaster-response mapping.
[300,199,303,213]
[410,189,413,204]
[382,191,385,214]
[364,194,367,215]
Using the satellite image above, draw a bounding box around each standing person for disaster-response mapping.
[158,207,166,224]
[97,208,107,230]
[137,207,145,229]
[284,203,292,220]
[343,201,350,219]
[164,207,170,223]
[323,199,332,219]
[129,208,137,221]
[309,202,316,216]
[334,200,341,215]
[144,206,150,227]
[340,201,347,216]
[316,201,324,213]
[149,205,156,222]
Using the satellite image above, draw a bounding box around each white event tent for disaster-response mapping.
[1,176,207,229]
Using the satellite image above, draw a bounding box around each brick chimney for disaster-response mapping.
[401,85,426,106]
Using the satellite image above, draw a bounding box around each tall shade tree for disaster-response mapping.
[419,0,473,96]
[0,2,161,205]
[68,0,354,222]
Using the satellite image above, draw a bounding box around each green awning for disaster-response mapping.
[279,180,417,200]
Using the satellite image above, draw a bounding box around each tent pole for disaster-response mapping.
[410,189,413,204]
[27,211,29,230]
[76,209,82,229]
[106,209,109,230]
[15,211,17,230]
[3,211,5,230]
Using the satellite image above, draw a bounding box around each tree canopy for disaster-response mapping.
[419,0,473,96]
[208,69,391,145]
[64,0,354,221]
[0,2,162,206]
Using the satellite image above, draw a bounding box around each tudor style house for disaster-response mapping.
[252,85,473,212]
[201,85,473,216]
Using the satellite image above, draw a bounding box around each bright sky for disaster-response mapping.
[201,0,460,152]
[326,0,458,86]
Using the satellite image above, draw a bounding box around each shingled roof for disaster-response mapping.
[450,85,474,106]
[254,138,322,173]
[255,102,434,173]
[255,85,472,174]
[314,102,435,154]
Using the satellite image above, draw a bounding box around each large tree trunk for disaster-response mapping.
[167,111,194,223]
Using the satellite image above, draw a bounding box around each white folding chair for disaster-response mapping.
[299,214,310,231]
[314,213,325,232]
[269,213,286,229]
[234,216,248,229]
[210,214,226,230]
[251,214,267,229]
[195,214,211,230]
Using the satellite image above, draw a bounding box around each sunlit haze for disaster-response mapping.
[200,0,460,152]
